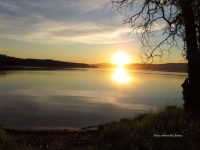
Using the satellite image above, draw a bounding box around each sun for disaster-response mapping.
[112,51,131,67]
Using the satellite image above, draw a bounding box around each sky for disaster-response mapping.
[0,0,185,64]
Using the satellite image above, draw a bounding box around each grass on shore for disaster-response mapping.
[0,106,200,150]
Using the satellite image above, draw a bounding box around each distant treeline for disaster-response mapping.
[0,55,187,72]
[96,63,188,72]
[0,55,93,69]
[129,63,188,72]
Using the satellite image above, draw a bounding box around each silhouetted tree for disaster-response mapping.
[111,0,200,119]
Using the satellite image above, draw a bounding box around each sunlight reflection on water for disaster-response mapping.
[112,66,132,84]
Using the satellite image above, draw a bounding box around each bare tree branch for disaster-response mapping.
[111,0,186,63]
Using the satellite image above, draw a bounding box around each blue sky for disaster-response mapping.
[0,0,184,63]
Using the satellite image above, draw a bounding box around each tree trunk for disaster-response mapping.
[181,1,200,121]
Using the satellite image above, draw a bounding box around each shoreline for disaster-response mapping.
[0,66,187,74]
[2,107,199,150]
[4,125,99,133]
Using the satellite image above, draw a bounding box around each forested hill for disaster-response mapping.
[128,63,187,72]
[0,55,92,69]
[96,63,187,72]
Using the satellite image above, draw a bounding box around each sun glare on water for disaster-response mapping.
[113,66,132,83]
[112,51,132,84]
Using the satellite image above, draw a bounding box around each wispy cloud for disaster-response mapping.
[0,0,135,45]
[0,1,19,11]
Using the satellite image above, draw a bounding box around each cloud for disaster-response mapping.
[0,0,136,45]
[0,1,19,11]
[26,21,133,44]
[23,0,106,13]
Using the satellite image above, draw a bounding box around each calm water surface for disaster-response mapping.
[0,68,186,128]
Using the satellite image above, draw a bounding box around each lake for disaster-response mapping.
[0,68,186,128]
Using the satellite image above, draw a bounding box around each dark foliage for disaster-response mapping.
[0,55,92,69]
